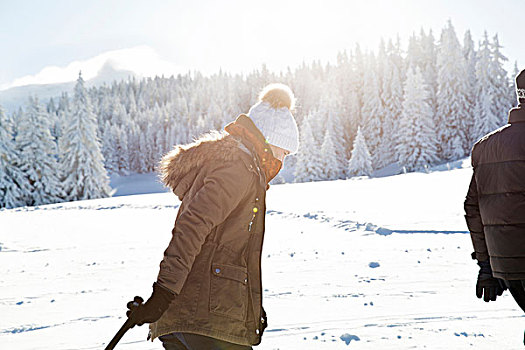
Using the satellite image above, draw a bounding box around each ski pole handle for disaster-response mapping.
[104,317,135,350]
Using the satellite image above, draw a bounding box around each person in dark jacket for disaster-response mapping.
[124,84,299,350]
[464,69,525,317]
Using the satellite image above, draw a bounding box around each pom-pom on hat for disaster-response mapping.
[248,83,299,154]
[516,69,525,103]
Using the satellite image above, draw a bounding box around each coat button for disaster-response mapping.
[253,207,258,213]
[255,197,259,201]
[244,278,248,283]
[215,268,221,274]
[255,329,260,335]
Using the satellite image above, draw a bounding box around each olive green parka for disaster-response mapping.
[150,117,272,345]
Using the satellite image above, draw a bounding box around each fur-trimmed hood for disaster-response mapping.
[159,132,248,199]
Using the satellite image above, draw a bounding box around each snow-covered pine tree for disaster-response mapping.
[389,35,406,80]
[173,95,190,144]
[490,34,511,126]
[3,109,16,138]
[126,88,138,119]
[420,29,438,123]
[102,121,118,174]
[207,99,223,131]
[155,124,166,162]
[0,106,31,208]
[116,126,130,175]
[329,112,348,178]
[463,30,478,145]
[347,126,373,177]
[136,129,148,173]
[375,39,392,170]
[15,96,63,205]
[46,97,62,143]
[319,126,339,181]
[376,39,388,95]
[306,103,326,146]
[56,92,70,146]
[167,101,186,146]
[473,32,499,141]
[57,92,70,115]
[317,87,347,178]
[335,50,353,130]
[150,118,162,170]
[350,44,365,129]
[294,115,323,182]
[110,98,127,128]
[346,87,361,146]
[133,109,153,172]
[361,53,385,169]
[105,121,130,175]
[11,107,23,140]
[406,33,422,68]
[510,61,520,107]
[144,119,157,171]
[397,66,439,171]
[97,94,112,136]
[377,44,403,167]
[60,73,111,201]
[128,123,143,172]
[166,124,176,152]
[436,20,470,160]
[47,97,57,115]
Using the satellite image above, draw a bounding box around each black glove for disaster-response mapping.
[126,282,175,327]
[476,260,507,302]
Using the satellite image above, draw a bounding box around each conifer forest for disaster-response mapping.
[0,21,517,208]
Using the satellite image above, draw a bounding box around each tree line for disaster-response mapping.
[0,20,517,208]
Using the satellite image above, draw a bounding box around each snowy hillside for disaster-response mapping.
[0,60,136,113]
[1,166,524,349]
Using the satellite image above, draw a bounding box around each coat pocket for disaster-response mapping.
[210,263,248,321]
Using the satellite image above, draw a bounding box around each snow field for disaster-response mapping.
[1,166,524,349]
[260,214,522,349]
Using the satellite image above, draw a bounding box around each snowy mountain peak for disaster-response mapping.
[0,46,183,112]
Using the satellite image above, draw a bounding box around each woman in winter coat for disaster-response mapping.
[125,84,299,350]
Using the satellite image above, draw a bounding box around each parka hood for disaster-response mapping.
[159,131,248,199]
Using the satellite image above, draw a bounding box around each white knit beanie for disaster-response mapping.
[248,84,299,154]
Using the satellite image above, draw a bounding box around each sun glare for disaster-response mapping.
[226,0,421,74]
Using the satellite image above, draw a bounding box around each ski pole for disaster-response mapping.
[104,317,135,350]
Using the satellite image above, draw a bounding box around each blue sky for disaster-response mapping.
[0,0,523,89]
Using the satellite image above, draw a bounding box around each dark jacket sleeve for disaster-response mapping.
[464,172,489,262]
[157,161,253,294]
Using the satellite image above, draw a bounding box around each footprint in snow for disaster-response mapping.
[340,333,360,345]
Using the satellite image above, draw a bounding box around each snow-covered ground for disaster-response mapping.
[1,163,524,349]
[109,172,167,197]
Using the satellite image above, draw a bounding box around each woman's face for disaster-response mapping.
[269,144,290,163]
